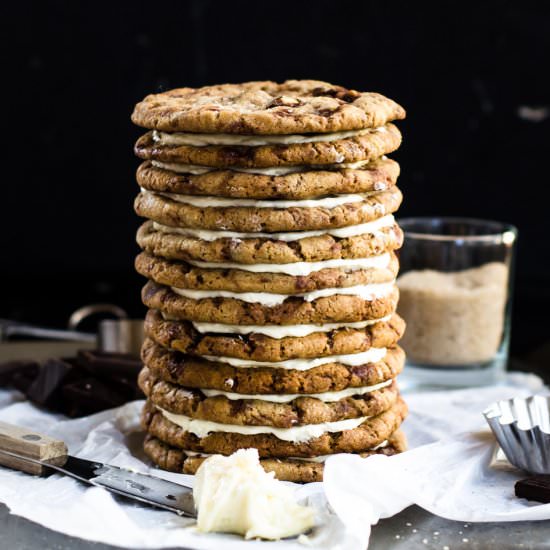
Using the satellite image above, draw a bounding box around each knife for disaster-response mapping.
[0,420,196,517]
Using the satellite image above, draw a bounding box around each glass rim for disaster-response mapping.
[397,216,518,243]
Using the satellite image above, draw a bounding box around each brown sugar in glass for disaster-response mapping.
[396,218,517,388]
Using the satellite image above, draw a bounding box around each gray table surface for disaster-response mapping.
[1,501,548,549]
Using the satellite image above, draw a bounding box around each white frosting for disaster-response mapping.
[185,439,389,464]
[171,281,395,306]
[190,315,391,338]
[147,189,368,209]
[193,449,314,540]
[152,159,371,176]
[200,379,392,403]
[152,214,395,242]
[186,252,391,276]
[288,440,389,463]
[202,347,387,370]
[152,127,374,146]
[159,407,370,442]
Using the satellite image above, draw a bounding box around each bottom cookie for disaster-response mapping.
[143,429,407,483]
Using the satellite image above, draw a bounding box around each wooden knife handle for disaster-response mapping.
[0,421,68,475]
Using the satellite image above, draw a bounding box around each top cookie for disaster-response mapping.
[131,80,406,134]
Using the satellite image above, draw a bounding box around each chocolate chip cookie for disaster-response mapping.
[135,186,402,232]
[136,157,400,199]
[135,252,399,294]
[141,397,407,458]
[135,124,402,168]
[144,309,406,361]
[143,428,406,482]
[131,80,405,134]
[141,338,405,394]
[139,366,400,427]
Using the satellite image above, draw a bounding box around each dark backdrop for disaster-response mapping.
[2,1,549,362]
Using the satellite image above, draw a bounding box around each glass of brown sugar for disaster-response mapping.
[396,217,518,389]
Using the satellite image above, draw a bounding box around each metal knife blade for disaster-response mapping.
[0,448,196,517]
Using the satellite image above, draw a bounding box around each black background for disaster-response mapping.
[2,1,549,366]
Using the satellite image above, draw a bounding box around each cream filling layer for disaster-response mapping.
[146,189,369,209]
[200,379,392,403]
[186,253,391,276]
[152,214,395,242]
[158,407,370,443]
[190,315,391,338]
[292,440,389,462]
[151,159,372,176]
[171,281,395,307]
[152,127,377,147]
[183,440,389,464]
[202,347,387,370]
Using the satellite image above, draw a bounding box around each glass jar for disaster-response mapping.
[396,217,518,389]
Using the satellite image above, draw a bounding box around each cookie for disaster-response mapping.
[136,157,400,199]
[143,429,406,483]
[131,80,405,134]
[135,122,401,169]
[135,186,402,233]
[141,396,407,458]
[141,337,405,394]
[136,219,403,265]
[135,252,399,294]
[144,309,406,361]
[139,366,399,427]
[141,281,399,325]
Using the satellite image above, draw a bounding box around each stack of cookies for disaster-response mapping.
[132,80,408,482]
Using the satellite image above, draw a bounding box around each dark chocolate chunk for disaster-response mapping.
[1,349,142,417]
[62,378,130,417]
[515,475,550,503]
[77,349,141,379]
[26,358,74,406]
[11,368,40,394]
[0,359,39,386]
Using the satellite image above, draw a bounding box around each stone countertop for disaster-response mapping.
[1,502,549,550]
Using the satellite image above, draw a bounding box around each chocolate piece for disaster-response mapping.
[0,359,39,386]
[26,358,75,407]
[0,350,143,417]
[515,475,550,503]
[11,368,40,394]
[77,350,142,379]
[62,378,131,417]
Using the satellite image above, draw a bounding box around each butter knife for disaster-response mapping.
[0,420,196,517]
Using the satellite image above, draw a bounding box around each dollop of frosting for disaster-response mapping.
[193,448,315,540]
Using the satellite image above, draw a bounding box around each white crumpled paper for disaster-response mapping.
[1,372,549,550]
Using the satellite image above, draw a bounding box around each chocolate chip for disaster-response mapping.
[339,90,361,102]
[221,146,256,162]
[268,96,302,108]
[294,276,309,291]
[311,87,339,98]
[143,282,160,301]
[312,87,360,102]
